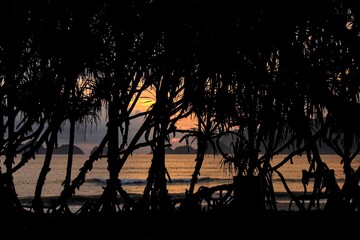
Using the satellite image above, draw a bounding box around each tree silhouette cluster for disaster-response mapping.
[1,0,360,217]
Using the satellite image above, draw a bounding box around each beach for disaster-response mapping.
[12,153,350,216]
[17,191,300,214]
[3,154,358,239]
[8,189,358,240]
[2,1,360,238]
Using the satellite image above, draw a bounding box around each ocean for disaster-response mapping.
[11,153,359,211]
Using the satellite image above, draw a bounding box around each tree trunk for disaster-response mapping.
[32,129,57,214]
[233,175,263,212]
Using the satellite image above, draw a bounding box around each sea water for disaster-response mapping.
[11,153,360,210]
[12,154,233,198]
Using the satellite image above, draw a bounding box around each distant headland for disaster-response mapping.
[36,144,85,154]
[89,142,336,155]
[90,145,200,155]
[165,145,197,154]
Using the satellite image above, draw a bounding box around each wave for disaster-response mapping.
[86,176,345,186]
[85,177,231,186]
[272,177,345,183]
[85,178,107,184]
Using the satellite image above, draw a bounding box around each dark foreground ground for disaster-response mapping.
[1,209,359,240]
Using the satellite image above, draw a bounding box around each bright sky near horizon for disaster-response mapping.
[59,89,197,155]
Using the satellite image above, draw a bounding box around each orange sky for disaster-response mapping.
[135,88,197,146]
[68,88,197,155]
[134,85,197,131]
